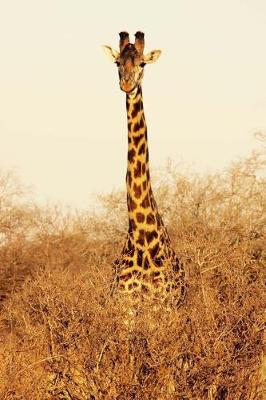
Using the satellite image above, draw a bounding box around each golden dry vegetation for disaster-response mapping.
[0,136,265,399]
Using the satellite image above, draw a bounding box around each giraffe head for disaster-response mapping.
[103,32,161,93]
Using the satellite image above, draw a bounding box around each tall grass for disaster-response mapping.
[0,137,265,399]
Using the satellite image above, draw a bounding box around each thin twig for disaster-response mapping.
[15,355,65,377]
[95,338,109,373]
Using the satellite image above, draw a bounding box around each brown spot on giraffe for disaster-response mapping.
[137,249,143,267]
[137,229,145,246]
[133,135,144,147]
[127,195,137,211]
[138,142,146,155]
[146,151,149,162]
[136,212,145,223]
[146,213,155,224]
[149,242,160,259]
[141,284,149,293]
[134,122,141,132]
[133,183,142,199]
[146,230,158,244]
[132,269,141,278]
[139,117,145,129]
[128,148,135,163]
[127,170,132,187]
[134,160,142,178]
[131,100,141,118]
[129,218,137,232]
[143,256,150,270]
[128,259,134,267]
[120,272,132,281]
[155,257,163,267]
[141,193,150,208]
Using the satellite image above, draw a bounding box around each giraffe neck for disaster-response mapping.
[126,86,160,237]
[115,84,185,305]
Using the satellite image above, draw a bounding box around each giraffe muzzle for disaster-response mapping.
[120,77,136,93]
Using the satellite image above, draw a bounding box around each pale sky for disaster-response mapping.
[0,0,266,208]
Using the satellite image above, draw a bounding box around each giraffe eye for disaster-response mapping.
[115,61,120,66]
[140,62,146,68]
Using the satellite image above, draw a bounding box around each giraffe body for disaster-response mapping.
[104,32,186,306]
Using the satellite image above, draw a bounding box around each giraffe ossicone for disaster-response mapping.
[103,32,186,307]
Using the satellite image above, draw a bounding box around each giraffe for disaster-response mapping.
[103,31,186,307]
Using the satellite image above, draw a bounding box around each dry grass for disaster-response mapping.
[0,138,265,399]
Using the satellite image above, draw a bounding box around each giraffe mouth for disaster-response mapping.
[120,82,138,94]
[120,77,137,93]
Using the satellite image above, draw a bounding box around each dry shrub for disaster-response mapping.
[0,140,265,399]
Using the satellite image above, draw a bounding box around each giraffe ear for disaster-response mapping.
[143,50,162,64]
[102,45,120,62]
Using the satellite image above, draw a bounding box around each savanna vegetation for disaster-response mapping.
[0,135,265,399]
